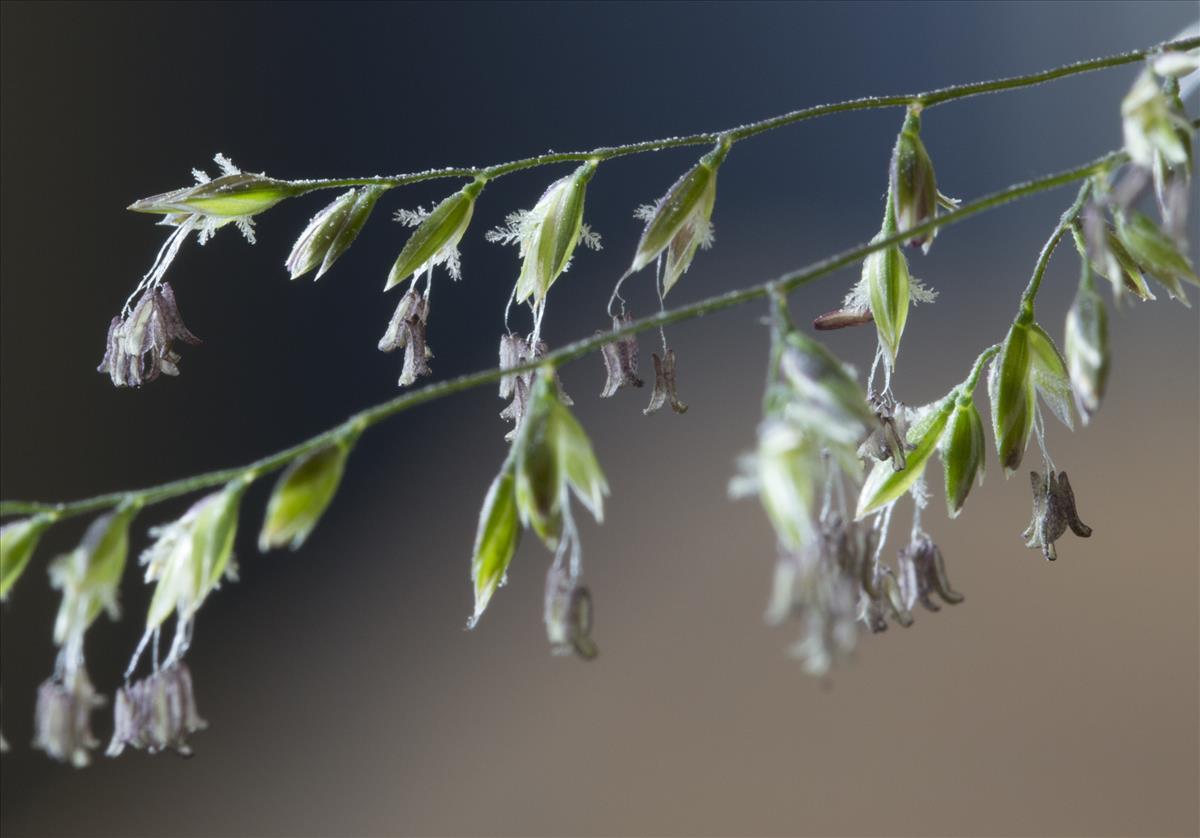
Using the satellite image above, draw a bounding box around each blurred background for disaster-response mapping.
[1,2,1197,835]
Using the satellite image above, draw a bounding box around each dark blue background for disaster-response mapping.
[2,3,1197,835]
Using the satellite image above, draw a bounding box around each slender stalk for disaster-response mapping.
[285,38,1196,196]
[0,147,1131,521]
[1020,182,1094,311]
[961,345,1002,393]
[761,288,796,416]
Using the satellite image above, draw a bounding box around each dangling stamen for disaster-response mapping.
[419,267,433,306]
[1033,405,1056,472]
[151,627,161,675]
[868,344,893,399]
[122,218,197,316]
[819,456,835,524]
[503,283,518,333]
[910,475,929,542]
[561,489,583,581]
[655,256,669,354]
[870,503,894,573]
[166,619,186,668]
[125,629,153,681]
[531,297,548,348]
[609,244,660,318]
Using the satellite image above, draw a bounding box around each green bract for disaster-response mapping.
[856,396,953,518]
[1121,69,1193,169]
[1152,49,1200,79]
[629,138,729,294]
[145,482,246,630]
[130,171,296,219]
[286,186,388,280]
[513,376,563,547]
[1065,263,1110,424]
[190,485,244,595]
[50,505,139,645]
[259,440,353,552]
[890,108,938,251]
[1116,211,1200,305]
[988,313,1074,474]
[777,331,875,448]
[1027,323,1073,430]
[555,402,608,523]
[989,316,1035,475]
[480,368,609,628]
[1084,224,1156,302]
[513,372,608,550]
[0,514,54,600]
[864,236,911,369]
[740,331,872,548]
[939,393,986,518]
[386,180,484,290]
[469,463,521,626]
[752,420,819,552]
[514,162,597,304]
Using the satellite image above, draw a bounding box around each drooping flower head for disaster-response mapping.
[98,282,201,387]
[34,668,105,768]
[861,562,913,634]
[103,155,292,387]
[763,509,880,676]
[1023,470,1091,561]
[644,348,688,415]
[497,333,571,441]
[858,394,912,472]
[597,312,643,398]
[544,563,598,660]
[896,535,964,612]
[107,663,207,757]
[378,287,433,387]
[33,506,138,766]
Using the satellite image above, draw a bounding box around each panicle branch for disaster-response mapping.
[1,35,1198,763]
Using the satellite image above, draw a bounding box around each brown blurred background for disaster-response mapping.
[1,2,1197,835]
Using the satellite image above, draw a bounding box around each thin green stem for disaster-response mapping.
[284,38,1195,197]
[913,42,1191,106]
[761,288,796,415]
[961,345,1002,394]
[1,147,1130,521]
[1020,182,1094,311]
